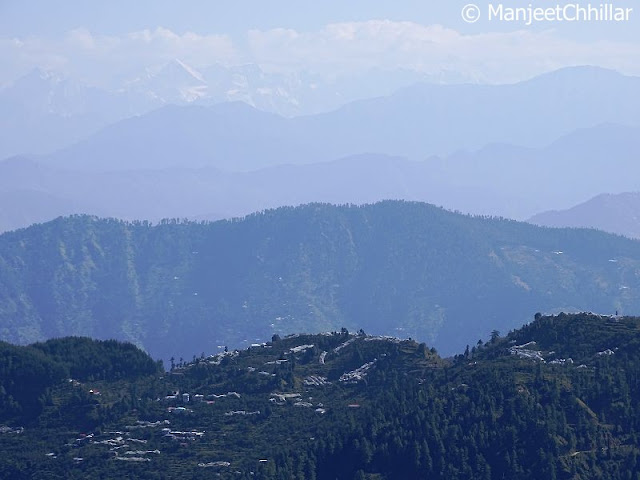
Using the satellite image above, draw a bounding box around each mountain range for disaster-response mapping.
[530,191,640,239]
[1,201,639,362]
[0,61,453,160]
[31,66,640,173]
[1,120,639,233]
[2,66,639,239]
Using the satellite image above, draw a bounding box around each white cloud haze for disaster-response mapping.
[0,27,237,87]
[2,20,640,87]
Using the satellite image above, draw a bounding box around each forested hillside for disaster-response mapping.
[0,337,160,421]
[1,201,640,361]
[1,313,640,479]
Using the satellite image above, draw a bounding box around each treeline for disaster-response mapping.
[0,337,160,422]
[2,313,640,479]
[257,314,640,479]
[0,341,66,419]
[31,337,161,382]
[2,201,640,363]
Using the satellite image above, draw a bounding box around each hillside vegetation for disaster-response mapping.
[0,337,160,421]
[1,313,640,478]
[1,201,640,360]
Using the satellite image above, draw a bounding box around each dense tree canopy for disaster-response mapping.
[1,313,640,479]
[1,202,639,362]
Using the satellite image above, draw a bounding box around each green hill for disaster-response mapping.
[0,337,160,423]
[1,313,640,479]
[1,201,640,361]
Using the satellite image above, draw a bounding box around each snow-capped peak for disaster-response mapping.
[172,59,206,84]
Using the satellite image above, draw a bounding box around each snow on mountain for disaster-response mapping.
[2,68,94,117]
[0,69,139,158]
[173,58,206,83]
[124,58,209,104]
[0,59,511,159]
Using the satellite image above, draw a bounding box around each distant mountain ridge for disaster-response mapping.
[0,61,453,159]
[2,122,640,233]
[529,192,640,239]
[2,66,640,234]
[31,66,640,173]
[1,201,639,362]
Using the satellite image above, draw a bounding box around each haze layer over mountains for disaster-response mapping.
[1,65,640,234]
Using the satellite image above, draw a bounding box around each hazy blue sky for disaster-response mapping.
[1,0,639,86]
[2,0,639,37]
